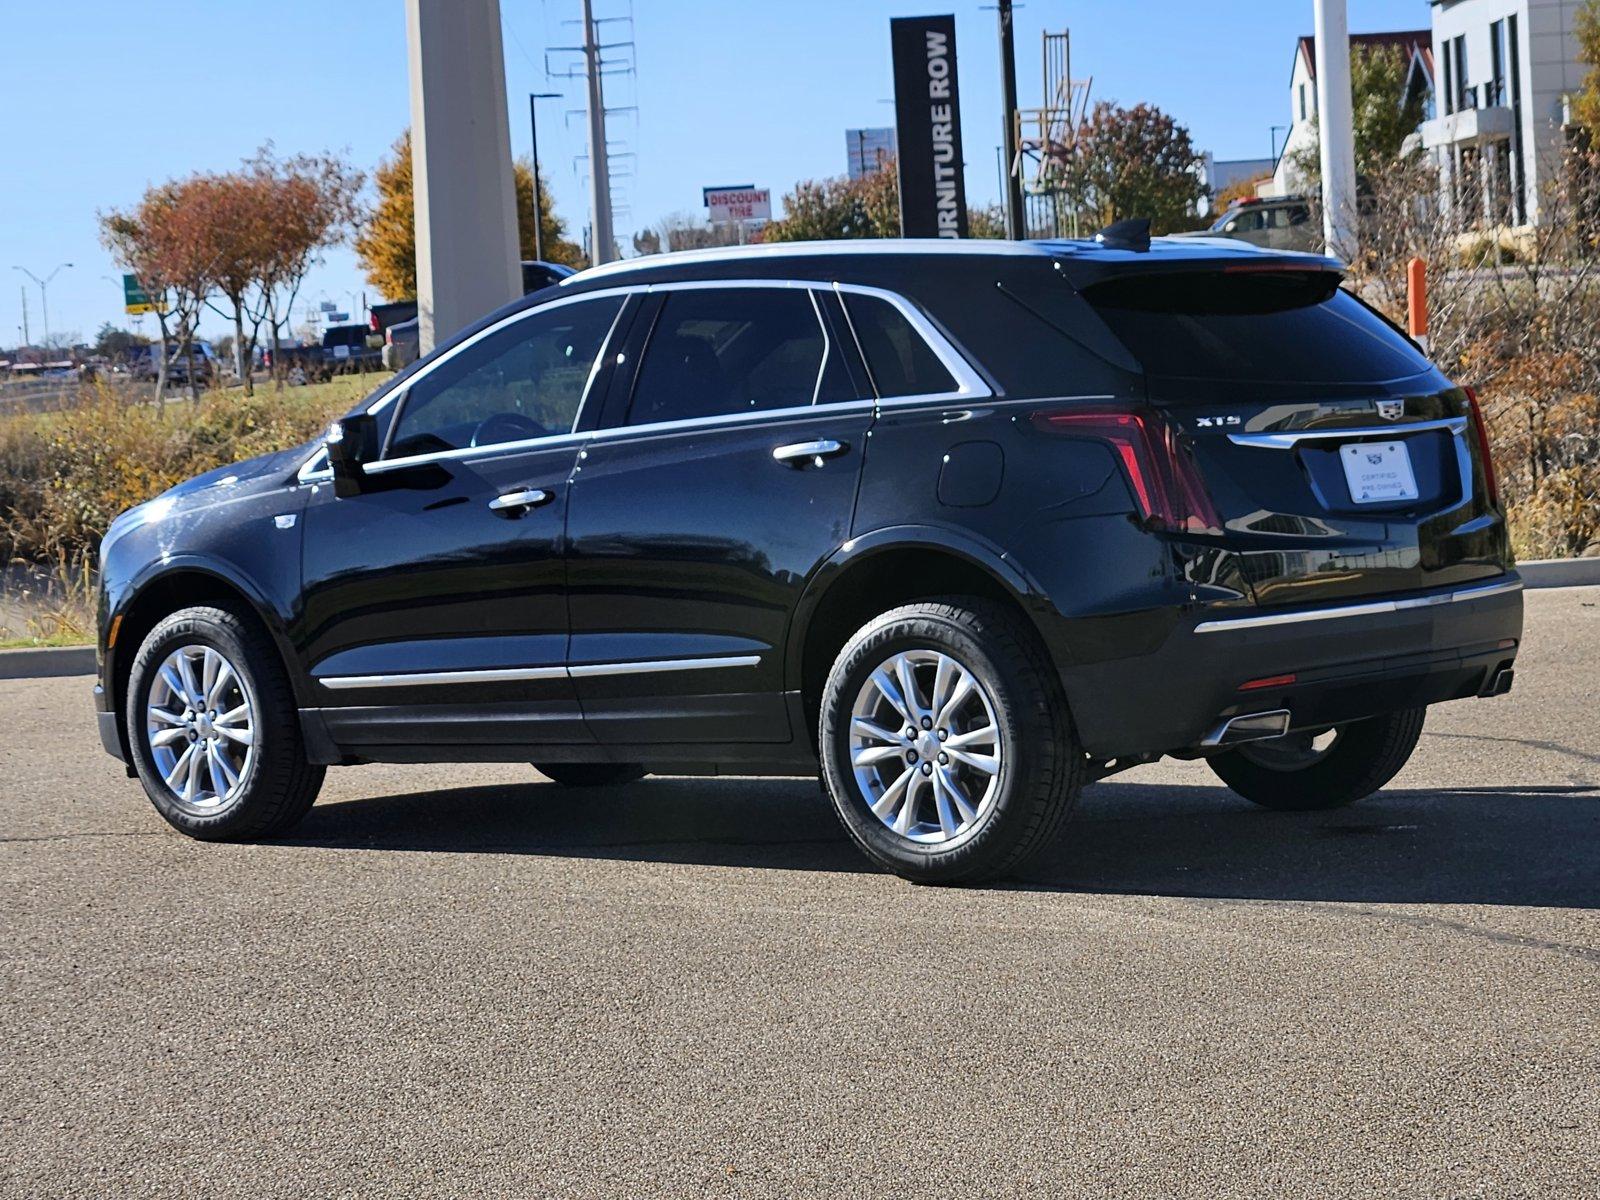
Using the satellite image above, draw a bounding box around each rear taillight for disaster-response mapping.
[1031,406,1222,535]
[1464,387,1499,507]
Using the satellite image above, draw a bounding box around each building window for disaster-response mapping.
[1490,19,1506,107]
[1452,35,1469,111]
[1442,41,1454,115]
[1298,83,1307,122]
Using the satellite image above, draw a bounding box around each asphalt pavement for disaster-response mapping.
[3,587,1597,1198]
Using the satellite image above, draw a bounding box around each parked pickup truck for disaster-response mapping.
[264,325,382,381]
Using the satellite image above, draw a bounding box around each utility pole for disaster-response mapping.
[1313,0,1358,261]
[996,0,1025,239]
[581,0,615,265]
[13,262,71,351]
[19,285,29,348]
[529,91,562,263]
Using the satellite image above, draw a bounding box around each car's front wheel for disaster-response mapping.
[1206,707,1426,811]
[818,598,1082,885]
[126,605,324,840]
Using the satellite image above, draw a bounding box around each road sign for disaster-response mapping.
[122,273,166,316]
[703,186,771,224]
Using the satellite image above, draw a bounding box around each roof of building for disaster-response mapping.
[1296,29,1432,82]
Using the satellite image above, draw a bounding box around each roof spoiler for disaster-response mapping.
[1094,218,1151,252]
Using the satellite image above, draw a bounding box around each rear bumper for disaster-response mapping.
[1060,575,1524,759]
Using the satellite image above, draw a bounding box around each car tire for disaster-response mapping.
[126,605,324,841]
[533,763,648,787]
[818,597,1083,885]
[1207,707,1426,811]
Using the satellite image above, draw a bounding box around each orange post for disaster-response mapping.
[1406,257,1429,349]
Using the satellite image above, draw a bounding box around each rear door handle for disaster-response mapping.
[772,438,847,468]
[488,487,552,514]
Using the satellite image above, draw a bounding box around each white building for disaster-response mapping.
[1269,29,1434,197]
[1420,0,1587,227]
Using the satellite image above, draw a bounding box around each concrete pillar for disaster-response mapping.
[405,0,522,355]
[1313,0,1359,262]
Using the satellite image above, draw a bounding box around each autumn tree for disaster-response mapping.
[1289,45,1429,187]
[1057,101,1208,234]
[355,131,583,301]
[762,158,1002,242]
[100,182,215,404]
[1573,0,1600,134]
[245,148,363,390]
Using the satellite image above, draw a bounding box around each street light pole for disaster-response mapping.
[995,0,1025,239]
[529,91,562,263]
[13,261,72,350]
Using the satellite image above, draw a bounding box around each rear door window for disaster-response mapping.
[625,288,847,426]
[841,292,957,398]
[1082,271,1431,384]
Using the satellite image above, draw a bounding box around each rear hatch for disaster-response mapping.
[1077,263,1508,608]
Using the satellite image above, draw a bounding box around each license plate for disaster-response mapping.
[1340,440,1419,504]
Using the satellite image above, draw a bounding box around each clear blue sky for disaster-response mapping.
[1,0,1429,347]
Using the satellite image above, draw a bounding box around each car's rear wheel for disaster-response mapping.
[1206,707,1426,811]
[532,763,647,787]
[126,605,324,840]
[818,598,1082,885]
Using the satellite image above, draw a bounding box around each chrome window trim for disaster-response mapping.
[295,275,988,484]
[586,397,877,444]
[317,653,761,690]
[1192,577,1522,634]
[1227,416,1467,450]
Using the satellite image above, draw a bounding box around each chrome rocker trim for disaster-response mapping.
[318,654,762,690]
[1193,578,1523,634]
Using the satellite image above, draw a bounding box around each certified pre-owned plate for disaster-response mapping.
[1340,441,1419,504]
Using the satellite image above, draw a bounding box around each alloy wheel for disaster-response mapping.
[849,649,1003,844]
[145,644,256,814]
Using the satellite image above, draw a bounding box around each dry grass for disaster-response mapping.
[0,376,377,642]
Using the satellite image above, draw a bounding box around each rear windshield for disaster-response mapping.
[1082,271,1431,384]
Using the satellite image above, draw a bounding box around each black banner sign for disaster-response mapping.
[890,15,969,238]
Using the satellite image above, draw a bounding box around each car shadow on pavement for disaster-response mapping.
[289,774,1600,909]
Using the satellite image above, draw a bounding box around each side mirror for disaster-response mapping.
[325,414,378,498]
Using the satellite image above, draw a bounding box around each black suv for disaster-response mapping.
[94,237,1522,883]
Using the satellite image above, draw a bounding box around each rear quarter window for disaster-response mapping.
[1083,271,1431,384]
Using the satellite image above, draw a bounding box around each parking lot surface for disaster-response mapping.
[3,587,1597,1198]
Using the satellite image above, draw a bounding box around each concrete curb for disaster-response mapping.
[0,645,96,680]
[1519,558,1600,589]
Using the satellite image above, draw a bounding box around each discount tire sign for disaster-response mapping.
[890,14,969,239]
[702,186,771,224]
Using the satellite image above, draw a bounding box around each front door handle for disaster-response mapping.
[772,438,847,468]
[488,487,552,514]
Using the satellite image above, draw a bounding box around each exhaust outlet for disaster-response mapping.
[1201,709,1292,748]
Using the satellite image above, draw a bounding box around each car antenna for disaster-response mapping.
[1094,218,1151,252]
